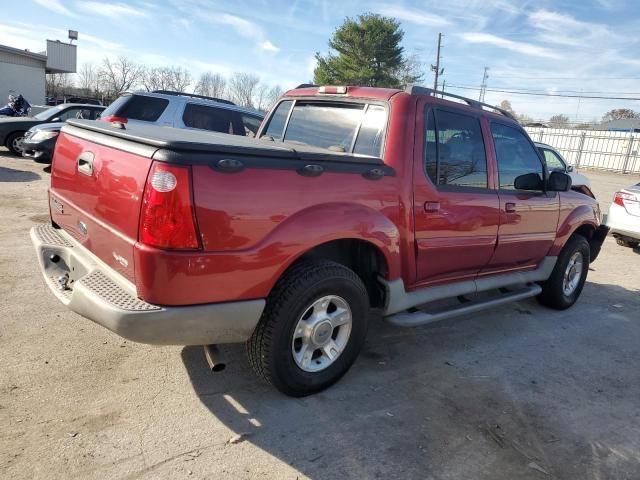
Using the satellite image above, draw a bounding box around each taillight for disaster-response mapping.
[99,115,128,123]
[613,191,636,207]
[139,162,200,250]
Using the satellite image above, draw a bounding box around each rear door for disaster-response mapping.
[413,104,500,285]
[481,122,559,273]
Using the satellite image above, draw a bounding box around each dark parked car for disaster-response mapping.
[22,106,105,163]
[1,104,105,155]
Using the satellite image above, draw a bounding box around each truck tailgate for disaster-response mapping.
[49,130,154,282]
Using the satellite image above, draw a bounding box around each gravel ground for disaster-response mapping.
[1,153,639,480]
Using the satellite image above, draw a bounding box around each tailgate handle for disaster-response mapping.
[77,152,94,176]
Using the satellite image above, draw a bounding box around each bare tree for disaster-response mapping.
[393,53,425,89]
[228,72,260,108]
[194,72,227,98]
[46,73,75,99]
[77,63,98,96]
[99,56,143,97]
[549,114,570,128]
[168,66,191,92]
[266,85,283,109]
[142,66,171,92]
[602,108,639,122]
[254,84,269,111]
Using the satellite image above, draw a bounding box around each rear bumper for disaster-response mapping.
[30,223,265,345]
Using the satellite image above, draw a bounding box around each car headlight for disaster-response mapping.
[30,130,59,142]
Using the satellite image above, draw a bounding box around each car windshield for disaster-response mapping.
[33,106,64,121]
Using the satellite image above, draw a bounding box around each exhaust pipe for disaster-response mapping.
[203,344,226,372]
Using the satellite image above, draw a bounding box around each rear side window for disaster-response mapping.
[424,108,487,188]
[241,113,263,137]
[182,103,233,133]
[353,105,386,157]
[491,123,543,189]
[103,95,169,122]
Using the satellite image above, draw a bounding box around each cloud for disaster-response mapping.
[77,2,149,19]
[529,9,618,47]
[375,5,450,27]
[260,40,279,53]
[34,0,74,16]
[201,12,279,54]
[459,32,561,59]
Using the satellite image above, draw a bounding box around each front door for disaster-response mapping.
[481,122,559,273]
[413,105,500,285]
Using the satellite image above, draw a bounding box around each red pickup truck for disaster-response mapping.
[31,85,608,396]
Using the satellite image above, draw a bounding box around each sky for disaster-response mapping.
[1,0,639,121]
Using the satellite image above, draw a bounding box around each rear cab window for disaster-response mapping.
[262,99,387,157]
[102,94,169,122]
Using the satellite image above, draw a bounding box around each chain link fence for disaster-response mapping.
[525,127,640,174]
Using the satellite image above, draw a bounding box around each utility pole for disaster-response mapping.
[479,66,489,102]
[431,33,444,92]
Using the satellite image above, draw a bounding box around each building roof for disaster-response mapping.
[598,118,640,131]
[0,44,47,62]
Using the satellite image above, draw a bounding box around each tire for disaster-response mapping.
[538,235,590,310]
[5,131,26,156]
[247,260,370,397]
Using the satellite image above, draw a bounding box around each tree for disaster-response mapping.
[99,56,143,97]
[602,108,639,122]
[46,73,74,99]
[499,100,515,115]
[194,72,227,98]
[393,52,424,89]
[228,72,260,108]
[77,63,99,96]
[313,13,421,88]
[549,114,570,128]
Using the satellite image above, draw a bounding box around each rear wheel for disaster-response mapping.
[538,235,590,310]
[247,260,369,397]
[6,131,26,156]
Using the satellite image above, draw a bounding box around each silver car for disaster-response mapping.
[99,90,264,137]
[535,142,591,188]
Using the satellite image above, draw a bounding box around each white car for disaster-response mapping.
[607,183,640,248]
[535,142,592,191]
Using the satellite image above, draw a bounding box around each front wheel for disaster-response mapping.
[538,235,590,310]
[247,260,369,397]
[6,131,26,156]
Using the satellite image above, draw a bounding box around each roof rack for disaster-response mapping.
[151,90,235,105]
[405,85,516,120]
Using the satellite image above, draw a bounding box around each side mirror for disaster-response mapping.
[566,165,574,173]
[547,171,572,192]
[514,172,543,191]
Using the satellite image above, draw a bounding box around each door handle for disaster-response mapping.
[424,201,440,213]
[505,202,516,213]
[77,151,94,176]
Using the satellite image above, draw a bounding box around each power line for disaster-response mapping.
[444,82,640,95]
[446,84,640,101]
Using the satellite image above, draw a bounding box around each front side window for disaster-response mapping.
[491,123,543,189]
[424,108,487,188]
[540,148,566,172]
[182,103,233,133]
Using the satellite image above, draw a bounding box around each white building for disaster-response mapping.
[0,40,77,106]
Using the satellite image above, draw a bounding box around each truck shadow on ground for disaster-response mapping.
[181,281,640,479]
[0,165,41,182]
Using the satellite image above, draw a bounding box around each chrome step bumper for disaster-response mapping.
[30,224,265,345]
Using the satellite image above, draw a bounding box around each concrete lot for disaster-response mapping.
[1,153,639,480]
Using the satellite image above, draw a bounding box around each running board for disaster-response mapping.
[385,284,542,328]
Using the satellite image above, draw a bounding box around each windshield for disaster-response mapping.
[33,105,64,121]
[263,100,387,157]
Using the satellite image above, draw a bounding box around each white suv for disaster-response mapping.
[99,90,264,137]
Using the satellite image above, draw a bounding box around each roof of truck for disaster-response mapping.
[285,86,402,101]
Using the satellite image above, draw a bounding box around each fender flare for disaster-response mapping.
[549,204,599,256]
